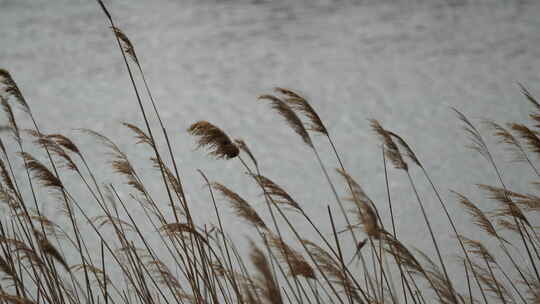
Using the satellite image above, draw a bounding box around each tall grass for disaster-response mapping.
[0,1,538,303]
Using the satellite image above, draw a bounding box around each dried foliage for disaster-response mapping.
[0,96,20,142]
[0,69,30,114]
[111,26,139,64]
[478,184,530,226]
[188,121,239,159]
[274,87,328,135]
[0,292,35,304]
[336,168,382,238]
[485,120,529,163]
[159,223,208,244]
[387,130,422,168]
[35,230,69,270]
[250,242,283,304]
[150,157,184,203]
[519,83,540,127]
[258,94,313,147]
[452,191,500,239]
[510,123,540,157]
[453,108,492,161]
[91,215,135,232]
[303,239,362,302]
[19,152,63,190]
[212,182,267,229]
[46,134,80,155]
[370,119,407,170]
[267,233,315,279]
[123,122,154,147]
[251,174,301,212]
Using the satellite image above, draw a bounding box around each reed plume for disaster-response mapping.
[46,134,80,155]
[509,123,540,157]
[267,233,315,279]
[34,229,69,271]
[19,152,63,190]
[159,223,208,244]
[111,26,139,64]
[258,94,313,147]
[0,69,30,114]
[250,241,283,304]
[452,191,500,240]
[370,119,407,170]
[251,174,301,212]
[212,182,267,230]
[188,121,239,159]
[274,87,328,135]
[0,292,35,304]
[123,122,154,147]
[519,83,540,127]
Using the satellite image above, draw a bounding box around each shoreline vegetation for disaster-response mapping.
[0,1,538,303]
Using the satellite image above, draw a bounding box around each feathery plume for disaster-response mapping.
[458,235,495,263]
[258,94,313,147]
[303,238,361,302]
[359,200,382,239]
[212,182,267,229]
[0,96,20,143]
[0,255,15,279]
[81,129,145,194]
[250,241,283,304]
[267,233,315,279]
[46,134,80,154]
[111,26,139,64]
[370,119,407,170]
[383,235,424,275]
[19,152,63,190]
[509,123,540,157]
[336,168,381,238]
[91,215,135,232]
[497,219,520,233]
[336,168,373,207]
[150,157,184,203]
[0,158,15,194]
[146,259,183,290]
[123,122,154,147]
[415,250,458,304]
[159,223,208,244]
[387,131,422,168]
[0,69,30,114]
[452,191,500,239]
[453,108,491,161]
[0,292,35,304]
[70,264,111,285]
[518,83,540,128]
[34,230,69,270]
[188,121,239,159]
[275,88,328,135]
[484,120,528,163]
[477,184,530,226]
[251,174,301,212]
[28,132,78,172]
[273,87,303,99]
[470,260,511,300]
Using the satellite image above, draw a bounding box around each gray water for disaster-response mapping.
[1,0,540,299]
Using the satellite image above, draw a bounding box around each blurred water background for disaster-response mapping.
[1,0,540,295]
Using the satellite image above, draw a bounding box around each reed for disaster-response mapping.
[0,1,537,303]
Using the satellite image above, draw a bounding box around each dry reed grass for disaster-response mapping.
[0,1,537,304]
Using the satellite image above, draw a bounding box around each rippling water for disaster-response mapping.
[1,0,539,294]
